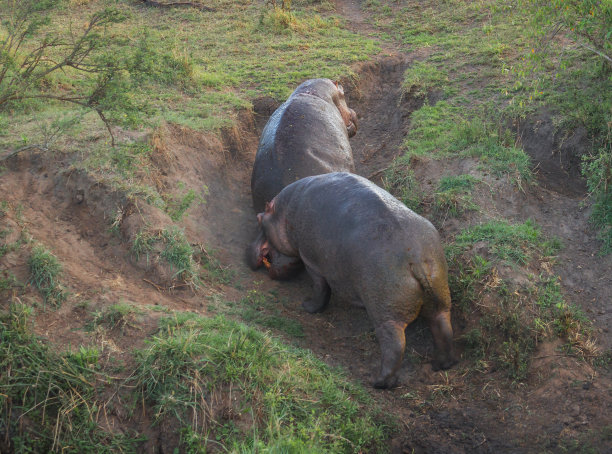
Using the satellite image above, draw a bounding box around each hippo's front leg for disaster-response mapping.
[302,264,331,313]
[373,320,408,389]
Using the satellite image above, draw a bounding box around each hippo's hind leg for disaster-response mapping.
[429,310,457,371]
[302,264,331,313]
[373,320,408,389]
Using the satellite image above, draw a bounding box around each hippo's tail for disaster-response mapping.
[410,260,452,313]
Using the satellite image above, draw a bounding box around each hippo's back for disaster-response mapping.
[281,172,444,269]
[251,94,354,212]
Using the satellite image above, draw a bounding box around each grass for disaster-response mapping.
[393,102,532,186]
[433,174,480,219]
[402,60,449,98]
[0,0,378,147]
[27,245,67,307]
[582,143,612,254]
[0,272,19,292]
[366,0,610,251]
[446,219,598,380]
[159,226,199,284]
[1,302,393,452]
[135,313,393,452]
[201,288,304,338]
[130,223,237,289]
[131,226,201,286]
[0,0,379,229]
[238,289,304,338]
[382,163,423,212]
[165,183,207,222]
[0,303,144,452]
[89,301,142,332]
[453,219,561,265]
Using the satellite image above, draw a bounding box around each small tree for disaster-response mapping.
[520,0,611,69]
[0,0,127,145]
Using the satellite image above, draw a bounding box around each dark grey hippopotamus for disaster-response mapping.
[247,78,358,278]
[249,172,457,388]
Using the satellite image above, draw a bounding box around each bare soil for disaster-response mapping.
[1,1,611,452]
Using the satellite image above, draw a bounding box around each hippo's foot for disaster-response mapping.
[431,355,458,371]
[373,374,399,390]
[429,310,457,372]
[302,297,328,314]
[373,320,408,390]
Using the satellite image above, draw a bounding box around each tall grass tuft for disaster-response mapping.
[28,245,67,307]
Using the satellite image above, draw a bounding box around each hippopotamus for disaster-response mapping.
[249,172,457,388]
[247,78,358,278]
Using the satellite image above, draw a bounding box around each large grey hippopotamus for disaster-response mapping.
[247,78,358,278]
[249,172,457,388]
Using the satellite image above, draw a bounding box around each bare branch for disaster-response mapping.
[576,41,612,65]
[0,144,50,162]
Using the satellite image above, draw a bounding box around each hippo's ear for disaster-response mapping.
[265,200,275,214]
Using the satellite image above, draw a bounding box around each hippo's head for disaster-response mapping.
[246,208,303,280]
[331,81,358,138]
[294,79,358,138]
[258,199,296,257]
[246,228,271,271]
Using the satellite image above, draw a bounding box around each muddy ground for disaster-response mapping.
[1,1,611,452]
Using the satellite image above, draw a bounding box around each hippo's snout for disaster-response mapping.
[246,229,270,270]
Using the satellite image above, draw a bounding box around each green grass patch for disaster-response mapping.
[238,289,304,338]
[0,303,144,452]
[447,220,597,380]
[131,228,158,264]
[582,144,612,254]
[89,301,142,333]
[159,226,199,284]
[382,162,423,212]
[402,60,449,98]
[433,174,480,218]
[1,0,378,143]
[400,102,532,185]
[27,245,67,307]
[401,101,462,158]
[454,219,561,265]
[134,313,393,452]
[131,226,235,287]
[132,226,200,286]
[0,272,20,292]
[446,253,492,313]
[165,183,207,222]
